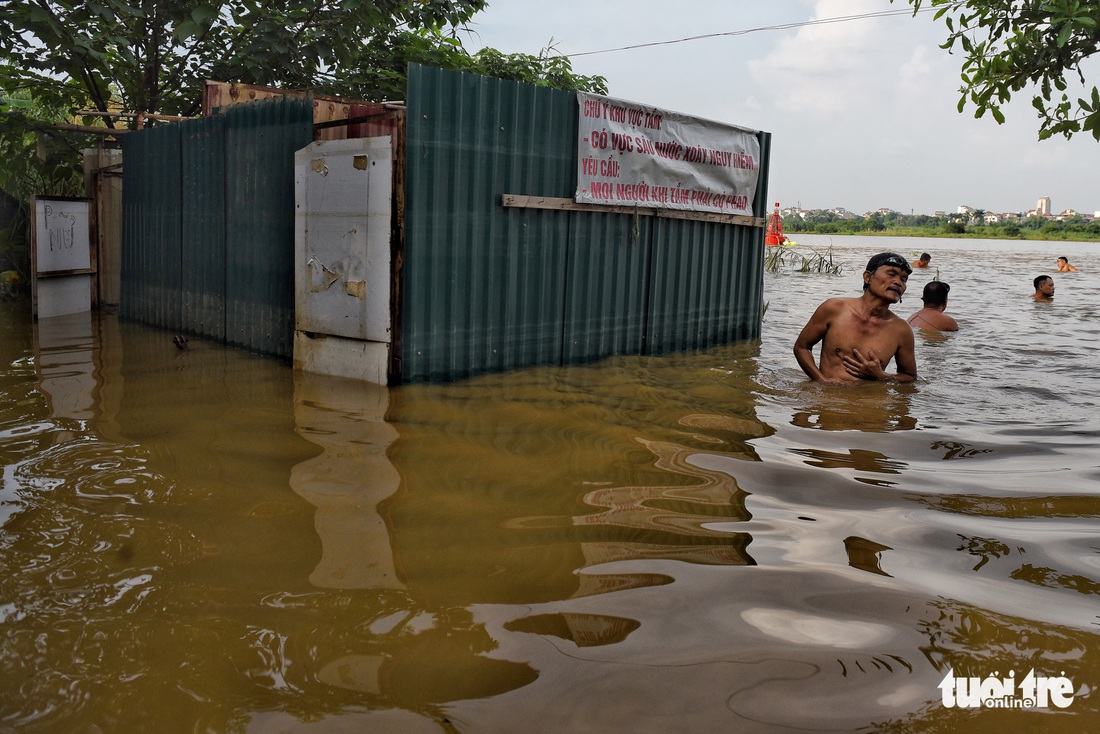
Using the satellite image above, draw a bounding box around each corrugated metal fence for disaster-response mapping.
[118,68,768,381]
[401,64,770,382]
[120,96,313,358]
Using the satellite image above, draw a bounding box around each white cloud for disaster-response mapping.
[748,0,898,115]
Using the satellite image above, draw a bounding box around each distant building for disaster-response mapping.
[1037,196,1051,216]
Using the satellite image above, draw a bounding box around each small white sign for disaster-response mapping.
[34,198,92,274]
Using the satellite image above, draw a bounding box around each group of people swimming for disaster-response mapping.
[1032,256,1080,301]
[794,249,1080,383]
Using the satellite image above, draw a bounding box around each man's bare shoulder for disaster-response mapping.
[814,296,859,314]
[907,308,956,331]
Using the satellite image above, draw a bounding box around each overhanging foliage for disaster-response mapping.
[899,0,1100,140]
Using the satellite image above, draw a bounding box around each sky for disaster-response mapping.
[460,0,1100,217]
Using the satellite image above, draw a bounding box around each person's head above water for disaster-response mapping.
[921,280,950,308]
[1033,275,1055,300]
[863,252,912,291]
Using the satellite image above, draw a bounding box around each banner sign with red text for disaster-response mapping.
[576,92,761,216]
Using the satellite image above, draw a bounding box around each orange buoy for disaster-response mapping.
[764,202,787,246]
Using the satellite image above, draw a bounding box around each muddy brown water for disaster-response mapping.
[1,235,1098,732]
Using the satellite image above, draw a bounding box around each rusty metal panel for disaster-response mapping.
[348,103,400,139]
[403,65,574,382]
[313,97,352,141]
[181,115,226,340]
[120,123,182,330]
[223,96,314,358]
[203,81,305,116]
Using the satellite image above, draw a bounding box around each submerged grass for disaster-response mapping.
[764,245,844,275]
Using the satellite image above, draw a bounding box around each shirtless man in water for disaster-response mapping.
[794,252,917,383]
[907,281,958,332]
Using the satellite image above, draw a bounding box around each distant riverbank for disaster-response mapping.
[805,226,1100,243]
[785,217,1100,243]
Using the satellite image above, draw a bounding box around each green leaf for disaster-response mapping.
[191,5,219,25]
[991,107,1005,124]
[175,19,200,40]
[26,6,51,23]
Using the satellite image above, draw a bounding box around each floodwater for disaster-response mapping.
[1,234,1098,733]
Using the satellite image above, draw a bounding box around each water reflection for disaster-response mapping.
[792,447,908,475]
[34,313,98,425]
[290,373,542,713]
[844,535,893,576]
[4,235,1100,732]
[385,361,772,609]
[505,612,640,647]
[790,382,917,432]
[290,373,402,590]
[316,608,539,707]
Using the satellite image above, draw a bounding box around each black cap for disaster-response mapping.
[865,252,912,275]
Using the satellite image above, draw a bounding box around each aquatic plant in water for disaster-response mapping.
[764,245,843,275]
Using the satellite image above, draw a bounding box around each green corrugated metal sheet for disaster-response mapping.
[181,116,226,340]
[120,123,182,329]
[647,218,762,353]
[402,65,770,383]
[404,66,575,381]
[224,98,313,358]
[121,96,312,358]
[564,213,652,362]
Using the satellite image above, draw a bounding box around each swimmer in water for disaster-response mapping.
[1033,275,1055,301]
[794,252,917,383]
[906,281,958,332]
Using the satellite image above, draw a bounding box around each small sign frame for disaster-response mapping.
[32,196,96,276]
[31,196,97,318]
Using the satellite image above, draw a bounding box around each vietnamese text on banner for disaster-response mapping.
[576,92,761,216]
